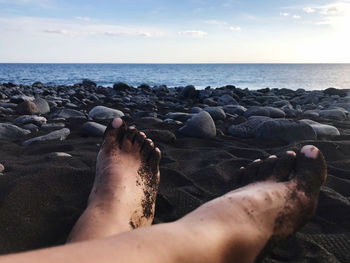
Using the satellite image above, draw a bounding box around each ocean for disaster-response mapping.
[0,63,350,91]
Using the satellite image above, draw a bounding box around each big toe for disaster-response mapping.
[102,118,127,151]
[294,145,327,197]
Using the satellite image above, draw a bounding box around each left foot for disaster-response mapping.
[68,118,161,242]
[91,118,161,230]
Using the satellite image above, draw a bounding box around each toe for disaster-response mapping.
[272,151,296,181]
[142,138,155,161]
[122,126,138,151]
[149,147,161,179]
[102,118,126,151]
[239,159,263,185]
[134,131,146,150]
[256,155,278,181]
[294,145,327,197]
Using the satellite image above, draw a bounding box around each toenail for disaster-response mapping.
[253,159,261,163]
[286,151,296,157]
[147,139,154,146]
[240,167,245,170]
[155,147,161,153]
[139,132,146,137]
[268,155,277,159]
[301,145,319,159]
[129,126,136,130]
[112,118,123,129]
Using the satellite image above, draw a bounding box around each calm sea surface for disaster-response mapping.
[0,63,350,90]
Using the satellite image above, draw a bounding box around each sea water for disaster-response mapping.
[0,63,350,90]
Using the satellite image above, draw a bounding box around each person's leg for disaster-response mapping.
[0,145,327,263]
[67,118,161,242]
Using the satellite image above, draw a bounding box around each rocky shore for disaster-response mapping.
[0,81,350,262]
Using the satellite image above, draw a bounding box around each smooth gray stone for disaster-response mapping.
[300,119,340,137]
[178,111,216,138]
[13,115,47,126]
[0,102,17,109]
[190,107,202,113]
[202,98,217,106]
[82,122,107,137]
[228,116,271,138]
[22,123,39,133]
[0,106,14,114]
[255,119,317,142]
[244,106,286,118]
[140,117,163,124]
[51,108,86,119]
[165,112,194,122]
[303,110,320,118]
[179,85,197,99]
[33,97,50,114]
[41,123,66,130]
[222,105,247,115]
[143,129,176,143]
[23,128,70,146]
[10,95,34,103]
[88,106,124,120]
[272,100,292,108]
[47,152,72,158]
[217,94,238,106]
[163,119,183,125]
[244,106,270,118]
[319,109,348,121]
[204,106,226,120]
[65,103,78,108]
[0,123,31,140]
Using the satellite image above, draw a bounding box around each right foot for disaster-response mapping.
[180,145,327,262]
[90,118,161,230]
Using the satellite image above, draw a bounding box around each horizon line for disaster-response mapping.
[1,62,350,64]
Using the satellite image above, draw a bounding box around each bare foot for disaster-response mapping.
[68,118,161,242]
[91,118,161,229]
[180,145,327,262]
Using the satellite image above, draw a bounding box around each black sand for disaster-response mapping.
[0,84,350,262]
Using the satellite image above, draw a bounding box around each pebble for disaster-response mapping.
[0,123,31,140]
[13,115,47,126]
[16,101,40,115]
[255,119,316,143]
[51,108,86,119]
[204,106,226,121]
[178,111,216,138]
[23,128,70,146]
[33,97,50,114]
[82,122,107,137]
[88,106,124,120]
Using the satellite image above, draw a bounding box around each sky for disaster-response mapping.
[0,0,350,63]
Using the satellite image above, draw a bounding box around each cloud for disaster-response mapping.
[204,20,228,26]
[229,26,241,31]
[104,31,151,37]
[280,12,289,17]
[320,6,341,15]
[75,16,90,21]
[315,1,350,31]
[302,7,315,13]
[0,16,161,38]
[178,30,207,37]
[44,29,69,34]
[293,15,301,19]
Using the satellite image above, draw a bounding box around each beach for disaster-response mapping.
[0,81,349,262]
